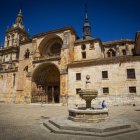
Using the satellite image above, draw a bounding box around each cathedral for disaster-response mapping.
[0,10,140,106]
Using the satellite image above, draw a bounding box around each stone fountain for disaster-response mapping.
[43,75,139,136]
[68,75,108,122]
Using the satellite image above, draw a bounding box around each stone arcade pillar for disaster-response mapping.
[60,70,68,105]
[52,86,55,103]
[23,74,32,103]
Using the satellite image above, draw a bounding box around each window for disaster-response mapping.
[127,69,135,79]
[81,44,86,50]
[11,34,14,46]
[129,87,136,93]
[76,88,81,94]
[107,51,111,57]
[131,49,135,55]
[76,73,81,80]
[7,36,10,47]
[24,49,30,59]
[90,42,94,49]
[107,49,116,57]
[0,75,3,80]
[122,49,126,55]
[112,50,116,56]
[0,65,2,70]
[103,87,109,94]
[102,71,108,79]
[82,52,86,59]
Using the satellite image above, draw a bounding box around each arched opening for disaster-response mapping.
[31,63,60,103]
[38,35,63,57]
[131,48,135,55]
[107,49,116,57]
[122,49,126,55]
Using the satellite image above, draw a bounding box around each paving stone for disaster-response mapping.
[0,103,140,140]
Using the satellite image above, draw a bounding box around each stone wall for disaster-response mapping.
[16,42,33,103]
[74,41,103,61]
[0,72,18,103]
[68,61,140,106]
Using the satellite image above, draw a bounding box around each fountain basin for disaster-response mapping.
[79,89,98,100]
[79,89,98,108]
[68,108,108,123]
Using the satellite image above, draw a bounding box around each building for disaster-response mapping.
[0,10,140,106]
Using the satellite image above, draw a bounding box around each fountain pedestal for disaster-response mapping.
[68,88,108,122]
[79,89,98,108]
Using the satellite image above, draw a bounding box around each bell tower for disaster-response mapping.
[4,9,29,48]
[83,5,91,39]
[14,9,24,29]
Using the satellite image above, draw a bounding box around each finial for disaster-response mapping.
[84,4,87,13]
[84,4,88,21]
[19,9,22,14]
[18,9,22,16]
[15,9,23,26]
[83,4,91,38]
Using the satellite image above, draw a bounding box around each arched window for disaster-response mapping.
[81,44,86,50]
[122,49,126,55]
[11,34,14,46]
[0,65,2,70]
[107,51,111,57]
[131,49,135,55]
[112,50,116,56]
[24,48,30,59]
[107,49,116,57]
[7,36,10,47]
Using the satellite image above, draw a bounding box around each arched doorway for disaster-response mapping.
[31,63,60,103]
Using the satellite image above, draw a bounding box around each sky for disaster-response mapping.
[0,0,140,45]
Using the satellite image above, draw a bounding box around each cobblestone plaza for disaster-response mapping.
[0,103,140,140]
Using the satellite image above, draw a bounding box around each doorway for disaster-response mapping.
[31,63,60,103]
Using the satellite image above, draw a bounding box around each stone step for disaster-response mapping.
[43,120,139,137]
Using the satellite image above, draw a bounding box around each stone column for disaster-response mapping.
[86,99,92,108]
[52,86,54,103]
[23,76,32,104]
[60,72,68,105]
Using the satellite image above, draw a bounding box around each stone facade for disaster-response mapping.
[0,10,140,106]
[68,59,140,106]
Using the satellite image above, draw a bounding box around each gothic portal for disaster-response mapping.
[32,63,60,103]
